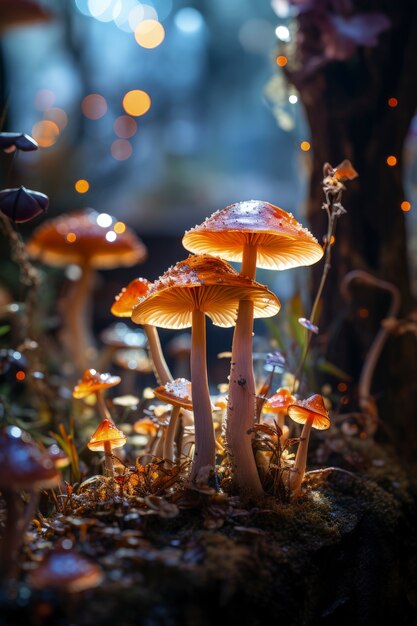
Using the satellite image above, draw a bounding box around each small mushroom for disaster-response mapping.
[0,131,38,153]
[27,209,147,373]
[0,427,59,581]
[0,186,49,223]
[111,277,173,386]
[87,418,126,478]
[72,368,121,422]
[153,378,193,463]
[28,540,103,593]
[263,387,296,442]
[287,394,330,497]
[183,200,323,495]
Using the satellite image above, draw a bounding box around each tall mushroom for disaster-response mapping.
[131,254,280,483]
[183,200,323,495]
[72,368,121,423]
[87,418,126,478]
[287,394,330,497]
[26,209,147,373]
[111,277,173,385]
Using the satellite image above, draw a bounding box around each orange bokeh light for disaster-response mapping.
[122,90,151,117]
[82,94,107,120]
[16,370,26,381]
[114,115,137,139]
[300,141,311,152]
[75,179,89,193]
[388,97,398,108]
[386,155,397,166]
[111,139,133,161]
[358,308,369,319]
[134,19,165,49]
[114,221,126,234]
[276,55,288,67]
[401,201,411,212]
[44,107,68,130]
[337,382,348,393]
[32,120,60,147]
[66,232,77,243]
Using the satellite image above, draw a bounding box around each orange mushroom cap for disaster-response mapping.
[182,200,323,271]
[133,417,159,436]
[28,545,103,592]
[263,387,296,413]
[72,369,121,399]
[287,394,330,430]
[131,254,281,329]
[111,277,150,317]
[153,378,193,410]
[87,419,126,451]
[26,208,147,269]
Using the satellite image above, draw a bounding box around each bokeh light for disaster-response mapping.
[122,90,151,116]
[388,97,398,108]
[276,55,287,67]
[386,155,397,166]
[32,120,60,147]
[174,7,204,34]
[401,200,411,212]
[34,89,55,111]
[134,19,165,48]
[114,221,126,234]
[114,115,138,138]
[44,107,68,130]
[16,370,26,381]
[75,179,90,193]
[81,94,108,120]
[66,232,77,243]
[111,139,133,160]
[300,141,311,151]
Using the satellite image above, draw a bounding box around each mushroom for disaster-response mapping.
[26,209,147,373]
[153,378,193,463]
[183,200,322,495]
[0,186,48,223]
[28,540,103,593]
[87,418,126,478]
[72,368,121,423]
[263,387,296,442]
[98,321,147,370]
[287,394,330,497]
[0,131,38,153]
[111,277,173,386]
[0,427,59,581]
[131,254,280,483]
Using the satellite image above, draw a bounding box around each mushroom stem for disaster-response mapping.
[0,490,22,580]
[190,309,216,480]
[163,405,181,463]
[96,390,112,422]
[65,263,95,374]
[289,419,313,496]
[103,441,114,478]
[226,298,263,496]
[143,324,173,385]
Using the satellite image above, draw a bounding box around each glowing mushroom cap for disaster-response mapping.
[26,209,147,269]
[264,388,296,413]
[153,378,193,410]
[131,254,281,329]
[182,200,323,271]
[72,369,121,399]
[133,417,158,436]
[287,394,330,430]
[111,277,150,317]
[87,419,126,451]
[28,544,103,592]
[0,428,59,490]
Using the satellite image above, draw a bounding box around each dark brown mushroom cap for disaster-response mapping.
[153,378,193,410]
[131,254,281,329]
[26,209,147,269]
[73,369,121,399]
[28,545,103,592]
[0,0,51,33]
[287,394,330,430]
[87,419,126,451]
[111,277,150,317]
[0,428,59,490]
[182,200,323,270]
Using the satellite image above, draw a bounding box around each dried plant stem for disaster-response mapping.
[163,405,181,463]
[190,309,216,480]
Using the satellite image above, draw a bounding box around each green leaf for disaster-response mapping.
[0,325,11,337]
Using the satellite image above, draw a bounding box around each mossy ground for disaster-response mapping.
[1,442,416,626]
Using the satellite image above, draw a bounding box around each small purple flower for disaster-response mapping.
[0,186,48,223]
[265,350,287,372]
[0,133,38,153]
[298,317,319,334]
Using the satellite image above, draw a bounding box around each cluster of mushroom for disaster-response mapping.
[107,199,330,497]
